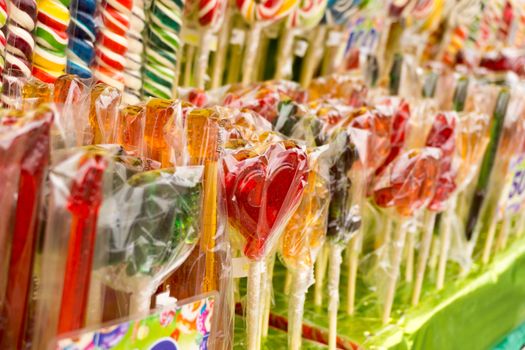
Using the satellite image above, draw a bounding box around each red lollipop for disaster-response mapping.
[223,141,309,260]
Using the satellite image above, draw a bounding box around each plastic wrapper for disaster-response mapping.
[0,107,53,349]
[279,146,330,350]
[372,147,441,323]
[308,74,368,106]
[221,140,308,350]
[88,82,122,144]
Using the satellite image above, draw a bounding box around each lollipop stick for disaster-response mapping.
[516,213,525,237]
[85,275,104,326]
[195,31,212,89]
[314,243,328,306]
[328,242,343,350]
[183,45,196,87]
[437,200,454,290]
[405,227,415,283]
[275,29,296,80]
[261,254,275,337]
[242,25,262,85]
[482,215,498,264]
[346,229,362,315]
[495,216,511,252]
[376,216,393,249]
[130,290,153,316]
[284,270,292,295]
[288,268,311,350]
[412,211,437,306]
[383,221,408,325]
[210,9,233,88]
[247,260,264,350]
[299,26,327,88]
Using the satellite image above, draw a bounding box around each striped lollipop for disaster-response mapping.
[322,0,360,25]
[32,0,71,83]
[123,0,145,104]
[93,0,133,91]
[0,0,8,77]
[4,0,37,79]
[66,0,97,78]
[143,0,183,99]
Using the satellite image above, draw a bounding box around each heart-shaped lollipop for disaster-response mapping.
[223,141,309,260]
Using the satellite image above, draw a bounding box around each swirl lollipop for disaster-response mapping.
[93,0,133,90]
[373,147,441,324]
[222,141,308,350]
[411,112,457,306]
[32,0,71,82]
[67,0,97,78]
[0,0,7,76]
[123,0,145,104]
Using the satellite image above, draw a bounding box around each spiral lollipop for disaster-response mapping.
[0,0,8,77]
[93,0,133,91]
[4,0,36,79]
[66,0,96,78]
[32,0,71,83]
[143,0,183,99]
[222,141,308,350]
[373,147,441,324]
[123,0,145,104]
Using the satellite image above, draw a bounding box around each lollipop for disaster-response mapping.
[0,0,8,76]
[373,147,441,324]
[117,104,146,156]
[280,148,330,350]
[66,0,97,78]
[0,107,53,350]
[143,0,184,99]
[323,131,360,350]
[123,0,145,104]
[88,82,122,144]
[4,0,37,78]
[95,167,203,315]
[32,0,71,82]
[93,0,133,91]
[222,141,308,350]
[411,112,457,306]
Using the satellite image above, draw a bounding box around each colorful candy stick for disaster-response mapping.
[0,0,9,77]
[0,108,52,349]
[412,112,457,306]
[222,141,308,350]
[66,0,96,78]
[32,0,71,83]
[57,153,108,334]
[123,0,145,103]
[93,0,133,91]
[143,0,184,99]
[373,147,441,324]
[465,89,509,255]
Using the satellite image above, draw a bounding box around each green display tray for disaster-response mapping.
[235,236,525,349]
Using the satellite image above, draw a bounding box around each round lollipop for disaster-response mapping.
[279,148,330,350]
[373,147,441,324]
[66,0,97,78]
[222,141,308,350]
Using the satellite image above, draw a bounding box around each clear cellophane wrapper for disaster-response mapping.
[308,74,368,106]
[32,146,204,349]
[469,85,525,259]
[369,147,441,308]
[0,107,54,349]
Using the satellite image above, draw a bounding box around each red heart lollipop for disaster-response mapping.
[425,113,457,211]
[222,142,309,260]
[373,148,441,217]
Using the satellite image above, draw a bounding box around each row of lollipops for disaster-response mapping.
[2,54,525,350]
[1,0,525,107]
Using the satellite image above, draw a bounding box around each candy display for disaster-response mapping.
[2,1,525,350]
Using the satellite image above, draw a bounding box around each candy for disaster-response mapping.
[93,0,132,90]
[143,0,183,98]
[123,0,145,104]
[4,0,37,79]
[0,0,8,76]
[32,0,70,82]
